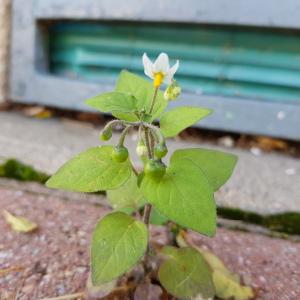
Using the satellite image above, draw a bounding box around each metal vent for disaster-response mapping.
[49,22,300,103]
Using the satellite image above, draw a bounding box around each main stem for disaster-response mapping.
[142,86,159,266]
[142,127,153,227]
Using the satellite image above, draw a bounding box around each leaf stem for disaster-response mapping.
[118,125,131,146]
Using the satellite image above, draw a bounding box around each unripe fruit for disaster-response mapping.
[111,145,129,163]
[144,159,166,180]
[154,144,168,159]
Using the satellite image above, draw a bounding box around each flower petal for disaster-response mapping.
[153,53,170,73]
[164,74,173,85]
[164,60,179,84]
[169,60,179,77]
[143,53,154,79]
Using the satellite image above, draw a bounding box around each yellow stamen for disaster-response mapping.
[153,72,164,87]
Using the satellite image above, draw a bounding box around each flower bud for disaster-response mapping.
[164,80,181,101]
[99,127,112,141]
[136,140,148,157]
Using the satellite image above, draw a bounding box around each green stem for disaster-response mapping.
[144,127,153,159]
[140,86,160,269]
[118,125,131,146]
[141,122,156,268]
[105,119,124,129]
[144,123,164,144]
[149,87,159,115]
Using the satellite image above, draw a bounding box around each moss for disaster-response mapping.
[0,164,4,177]
[1,159,299,236]
[218,206,300,235]
[263,213,300,235]
[217,207,264,224]
[0,159,49,183]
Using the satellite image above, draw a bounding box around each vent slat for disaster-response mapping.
[49,22,300,102]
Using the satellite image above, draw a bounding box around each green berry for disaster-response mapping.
[154,144,168,159]
[144,159,166,180]
[111,146,129,163]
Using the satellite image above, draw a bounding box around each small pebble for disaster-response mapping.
[285,168,296,176]
[218,136,235,148]
[250,147,261,156]
[56,283,66,295]
[277,111,286,120]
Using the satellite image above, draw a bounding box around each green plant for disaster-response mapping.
[46,53,238,299]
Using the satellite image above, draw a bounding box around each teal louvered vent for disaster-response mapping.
[49,22,300,103]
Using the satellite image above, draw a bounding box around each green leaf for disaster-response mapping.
[85,92,137,113]
[172,148,237,191]
[158,246,215,299]
[107,172,145,210]
[115,71,168,120]
[91,212,148,284]
[85,92,139,121]
[160,106,212,138]
[141,155,216,236]
[46,146,132,192]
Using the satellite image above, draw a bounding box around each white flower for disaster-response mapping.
[142,52,179,87]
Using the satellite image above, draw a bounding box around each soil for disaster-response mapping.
[0,185,300,300]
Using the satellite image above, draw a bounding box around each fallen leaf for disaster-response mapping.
[23,106,52,119]
[255,137,288,151]
[3,210,38,233]
[177,231,254,300]
[212,269,254,300]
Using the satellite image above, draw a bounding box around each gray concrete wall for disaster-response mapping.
[8,0,300,140]
[0,0,11,103]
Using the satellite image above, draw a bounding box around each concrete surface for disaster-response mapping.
[0,111,299,214]
[0,0,11,103]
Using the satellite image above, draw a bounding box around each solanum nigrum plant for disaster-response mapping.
[46,52,237,299]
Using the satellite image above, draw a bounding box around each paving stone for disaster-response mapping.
[0,187,299,299]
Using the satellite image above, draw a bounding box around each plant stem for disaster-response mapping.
[149,87,159,114]
[144,127,153,159]
[143,126,153,226]
[141,86,160,269]
[118,125,131,146]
